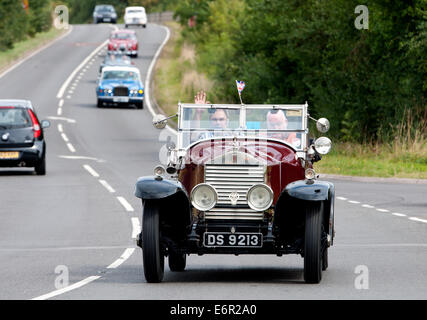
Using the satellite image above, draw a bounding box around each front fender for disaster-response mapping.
[284,180,333,201]
[134,176,188,200]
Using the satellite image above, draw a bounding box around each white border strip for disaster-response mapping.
[83,164,99,178]
[144,25,176,135]
[107,248,135,269]
[31,276,101,300]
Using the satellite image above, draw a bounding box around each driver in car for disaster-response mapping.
[266,109,300,146]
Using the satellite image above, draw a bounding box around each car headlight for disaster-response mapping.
[247,184,273,211]
[314,137,332,154]
[191,184,217,211]
[305,168,316,180]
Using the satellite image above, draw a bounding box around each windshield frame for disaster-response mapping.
[177,103,308,152]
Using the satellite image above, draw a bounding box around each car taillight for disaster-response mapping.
[28,109,41,138]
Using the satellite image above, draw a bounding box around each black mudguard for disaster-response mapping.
[134,176,192,241]
[274,179,335,245]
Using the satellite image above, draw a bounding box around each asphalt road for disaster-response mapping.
[0,23,426,300]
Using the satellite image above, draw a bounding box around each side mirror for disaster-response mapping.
[152,114,167,129]
[316,118,330,133]
[41,120,50,129]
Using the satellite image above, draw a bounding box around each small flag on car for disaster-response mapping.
[236,80,245,94]
[236,80,245,104]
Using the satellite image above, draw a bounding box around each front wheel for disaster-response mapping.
[304,201,323,283]
[142,200,164,283]
[136,101,143,109]
[35,156,46,175]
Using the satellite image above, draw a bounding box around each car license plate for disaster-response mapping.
[0,151,20,159]
[203,232,262,248]
[113,97,129,103]
[103,18,111,22]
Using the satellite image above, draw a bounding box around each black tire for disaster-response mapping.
[168,252,186,272]
[136,100,143,109]
[35,156,46,175]
[304,201,323,284]
[142,200,164,283]
[322,246,328,271]
[97,100,103,108]
[125,24,128,28]
[143,24,146,28]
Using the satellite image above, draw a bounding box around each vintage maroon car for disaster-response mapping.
[135,103,334,283]
[107,29,138,57]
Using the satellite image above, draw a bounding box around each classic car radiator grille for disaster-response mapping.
[205,164,265,220]
[113,86,129,96]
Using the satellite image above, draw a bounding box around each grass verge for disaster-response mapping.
[152,21,213,126]
[0,26,66,74]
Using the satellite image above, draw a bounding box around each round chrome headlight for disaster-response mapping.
[191,184,217,211]
[154,165,165,177]
[305,168,316,180]
[247,184,273,211]
[314,137,332,155]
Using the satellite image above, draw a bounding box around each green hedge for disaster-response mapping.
[174,0,426,143]
[0,0,53,51]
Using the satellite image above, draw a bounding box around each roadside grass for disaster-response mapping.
[314,141,427,179]
[0,27,66,73]
[152,22,427,179]
[152,21,213,126]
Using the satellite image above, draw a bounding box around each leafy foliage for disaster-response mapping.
[174,0,426,141]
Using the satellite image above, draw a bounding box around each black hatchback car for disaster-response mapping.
[0,100,50,175]
[93,4,117,24]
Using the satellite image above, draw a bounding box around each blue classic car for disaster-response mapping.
[96,66,144,109]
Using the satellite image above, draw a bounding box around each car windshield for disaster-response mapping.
[111,33,136,40]
[0,107,31,129]
[127,9,144,14]
[178,104,306,150]
[102,70,139,81]
[96,6,114,12]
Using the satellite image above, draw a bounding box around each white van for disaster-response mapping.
[124,6,147,28]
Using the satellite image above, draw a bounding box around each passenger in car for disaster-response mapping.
[266,109,298,144]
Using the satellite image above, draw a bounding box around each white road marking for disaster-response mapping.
[117,196,134,212]
[57,124,63,133]
[106,248,135,269]
[56,37,109,99]
[409,217,427,224]
[348,200,360,204]
[83,164,99,177]
[59,155,106,162]
[47,116,76,123]
[376,208,390,213]
[67,143,76,153]
[392,212,407,217]
[99,179,115,193]
[144,25,176,135]
[362,204,375,208]
[66,95,71,99]
[131,217,141,239]
[61,133,69,142]
[0,26,73,80]
[59,99,64,107]
[337,197,347,200]
[31,276,101,300]
[57,108,62,116]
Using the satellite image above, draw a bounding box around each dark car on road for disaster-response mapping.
[93,4,117,24]
[0,100,50,175]
[135,103,335,283]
